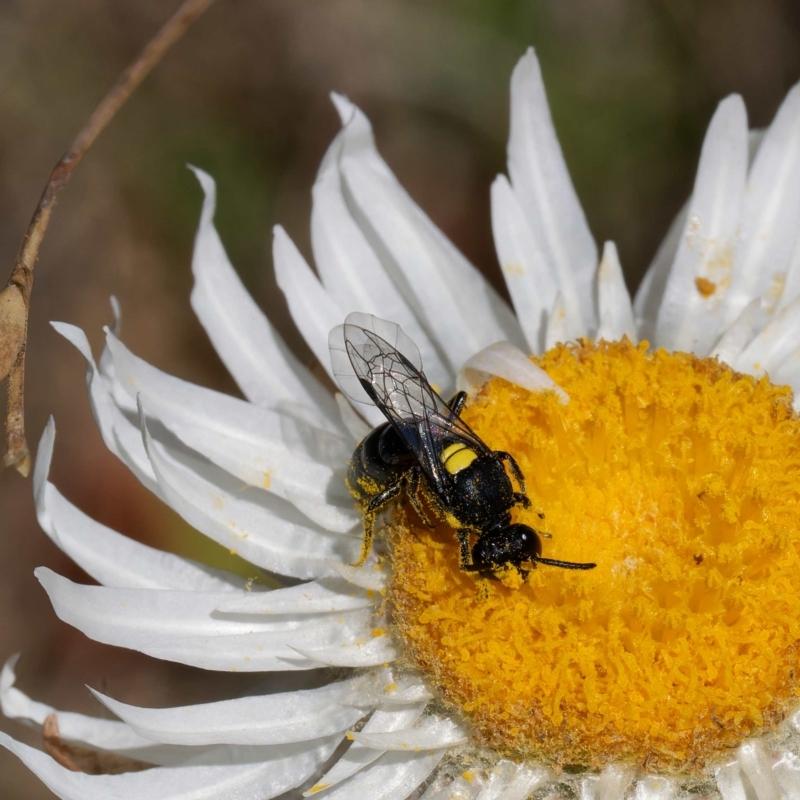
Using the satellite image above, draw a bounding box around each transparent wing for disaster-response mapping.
[342,321,489,497]
[330,313,422,408]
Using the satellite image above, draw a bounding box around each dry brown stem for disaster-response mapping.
[43,714,153,774]
[1,0,217,476]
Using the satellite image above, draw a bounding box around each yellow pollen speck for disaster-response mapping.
[389,340,800,773]
[695,277,717,297]
[384,682,397,694]
[371,628,386,637]
[263,471,272,489]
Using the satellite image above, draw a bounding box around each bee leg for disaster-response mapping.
[456,529,473,569]
[496,451,527,494]
[356,481,403,566]
[447,391,468,416]
[512,492,532,510]
[407,468,438,529]
[355,510,376,567]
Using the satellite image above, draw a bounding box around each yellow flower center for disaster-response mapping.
[389,340,800,773]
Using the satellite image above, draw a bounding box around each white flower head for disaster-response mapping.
[4,47,800,800]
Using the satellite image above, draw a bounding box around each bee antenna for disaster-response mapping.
[535,556,597,571]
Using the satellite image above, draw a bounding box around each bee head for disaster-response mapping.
[472,523,543,570]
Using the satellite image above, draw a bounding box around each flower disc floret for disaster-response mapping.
[390,340,800,772]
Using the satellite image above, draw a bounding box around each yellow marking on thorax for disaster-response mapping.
[442,442,477,475]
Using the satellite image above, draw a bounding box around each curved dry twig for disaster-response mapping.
[1,0,217,476]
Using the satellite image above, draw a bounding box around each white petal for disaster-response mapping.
[507,48,598,336]
[419,771,484,800]
[107,331,354,516]
[490,174,558,353]
[709,298,761,366]
[189,167,341,430]
[595,241,636,342]
[285,490,361,535]
[456,341,566,402]
[773,750,800,797]
[97,295,122,379]
[580,764,634,800]
[304,701,427,795]
[335,393,370,442]
[305,749,443,800]
[349,714,468,751]
[475,760,549,800]
[213,578,375,614]
[0,730,339,800]
[632,776,676,800]
[544,292,569,351]
[336,96,524,371]
[776,228,800,317]
[715,760,748,800]
[749,129,766,163]
[51,322,159,495]
[294,630,398,668]
[37,568,375,672]
[95,300,138,414]
[141,415,360,578]
[633,200,689,344]
[272,224,342,371]
[273,225,386,429]
[738,741,781,800]
[328,560,387,592]
[375,677,433,706]
[312,131,451,392]
[731,295,800,376]
[419,776,482,800]
[92,677,372,746]
[33,420,243,592]
[1,655,194,766]
[654,95,748,354]
[723,82,800,322]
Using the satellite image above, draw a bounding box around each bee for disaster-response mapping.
[329,313,596,577]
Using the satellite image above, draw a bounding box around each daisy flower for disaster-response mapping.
[4,46,800,800]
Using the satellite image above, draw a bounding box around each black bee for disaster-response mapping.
[330,314,596,577]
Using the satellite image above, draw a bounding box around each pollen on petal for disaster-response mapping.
[695,277,717,297]
[390,340,800,773]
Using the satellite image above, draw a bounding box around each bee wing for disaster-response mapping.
[337,317,489,497]
[329,313,423,407]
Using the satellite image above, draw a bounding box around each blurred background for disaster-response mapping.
[0,0,799,795]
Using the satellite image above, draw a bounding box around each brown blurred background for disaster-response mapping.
[1,1,799,796]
